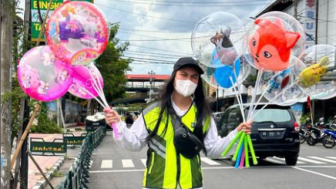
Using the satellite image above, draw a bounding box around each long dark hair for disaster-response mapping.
[145,70,212,143]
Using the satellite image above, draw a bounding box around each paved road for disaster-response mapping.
[88,131,336,189]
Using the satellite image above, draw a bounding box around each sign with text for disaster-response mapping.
[30,0,94,41]
[63,134,87,146]
[30,138,67,155]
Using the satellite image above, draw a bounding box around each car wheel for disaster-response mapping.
[285,155,298,166]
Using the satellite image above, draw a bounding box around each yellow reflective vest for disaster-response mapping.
[142,102,210,189]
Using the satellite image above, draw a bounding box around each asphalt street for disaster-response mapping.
[87,131,336,189]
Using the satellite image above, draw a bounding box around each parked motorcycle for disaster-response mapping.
[322,125,336,148]
[299,119,312,144]
[307,117,326,146]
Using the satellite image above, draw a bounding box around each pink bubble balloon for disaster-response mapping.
[46,1,108,66]
[68,63,104,99]
[17,46,73,101]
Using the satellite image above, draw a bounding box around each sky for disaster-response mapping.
[19,0,275,75]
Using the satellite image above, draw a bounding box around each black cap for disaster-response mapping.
[173,57,204,75]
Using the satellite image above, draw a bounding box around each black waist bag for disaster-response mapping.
[171,112,206,159]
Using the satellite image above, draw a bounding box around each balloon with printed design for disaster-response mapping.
[247,16,301,71]
[17,46,73,101]
[258,57,306,106]
[201,56,251,89]
[68,62,104,99]
[46,1,108,66]
[192,11,246,67]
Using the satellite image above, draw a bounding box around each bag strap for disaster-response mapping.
[168,101,206,153]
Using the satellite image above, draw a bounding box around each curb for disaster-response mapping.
[32,156,65,189]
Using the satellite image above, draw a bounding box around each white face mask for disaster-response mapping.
[174,79,198,97]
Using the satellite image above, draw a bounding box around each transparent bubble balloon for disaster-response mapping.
[201,56,251,90]
[297,44,336,97]
[192,11,246,68]
[46,1,109,66]
[259,11,306,57]
[246,16,301,71]
[258,57,306,106]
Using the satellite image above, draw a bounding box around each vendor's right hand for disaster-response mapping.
[103,108,121,125]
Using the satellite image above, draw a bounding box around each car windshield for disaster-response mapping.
[253,108,291,122]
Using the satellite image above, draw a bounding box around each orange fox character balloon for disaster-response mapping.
[249,18,300,71]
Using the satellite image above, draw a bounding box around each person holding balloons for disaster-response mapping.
[104,57,252,189]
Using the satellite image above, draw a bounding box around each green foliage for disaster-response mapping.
[31,103,63,134]
[95,24,132,103]
[300,113,311,124]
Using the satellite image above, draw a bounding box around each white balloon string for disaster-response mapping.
[247,69,263,120]
[232,65,246,122]
[88,70,109,108]
[77,85,106,109]
[94,72,109,108]
[252,84,268,114]
[232,66,244,109]
[252,82,295,119]
[229,76,246,122]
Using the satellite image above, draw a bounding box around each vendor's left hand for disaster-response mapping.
[236,120,252,134]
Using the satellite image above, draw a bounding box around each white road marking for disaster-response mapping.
[273,157,306,164]
[89,160,93,169]
[141,159,147,167]
[89,166,336,174]
[201,157,220,165]
[298,157,326,164]
[264,158,284,164]
[101,160,113,169]
[326,156,336,160]
[308,156,336,164]
[293,167,336,180]
[122,159,135,168]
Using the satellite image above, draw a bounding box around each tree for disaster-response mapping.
[1,1,14,188]
[95,24,132,105]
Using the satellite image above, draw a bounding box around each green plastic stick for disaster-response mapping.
[247,135,258,165]
[244,136,250,168]
[233,133,246,161]
[221,131,243,157]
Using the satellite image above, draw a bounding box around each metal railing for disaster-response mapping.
[58,127,106,189]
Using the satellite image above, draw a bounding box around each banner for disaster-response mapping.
[303,0,317,48]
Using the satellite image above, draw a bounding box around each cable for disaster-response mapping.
[103,0,271,7]
[128,44,192,56]
[95,3,196,24]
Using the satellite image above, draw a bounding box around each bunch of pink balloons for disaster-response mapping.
[17,1,108,102]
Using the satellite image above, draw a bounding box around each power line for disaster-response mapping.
[128,44,192,56]
[95,3,196,24]
[103,0,271,7]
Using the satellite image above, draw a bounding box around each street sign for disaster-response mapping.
[30,138,67,155]
[30,0,94,41]
[63,134,87,146]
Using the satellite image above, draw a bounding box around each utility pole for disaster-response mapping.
[1,1,14,189]
[148,71,155,102]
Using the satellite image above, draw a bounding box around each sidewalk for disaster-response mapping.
[26,133,84,189]
[28,156,63,189]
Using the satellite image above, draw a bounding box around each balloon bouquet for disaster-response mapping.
[192,11,336,169]
[17,1,119,137]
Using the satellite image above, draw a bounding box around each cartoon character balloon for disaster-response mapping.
[17,46,72,101]
[68,62,104,99]
[46,1,108,66]
[248,17,301,71]
[191,11,246,67]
